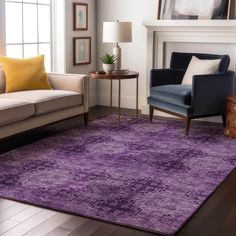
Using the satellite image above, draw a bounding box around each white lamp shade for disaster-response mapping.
[103,22,132,43]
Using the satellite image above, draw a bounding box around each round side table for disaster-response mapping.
[89,71,139,124]
[225,95,236,139]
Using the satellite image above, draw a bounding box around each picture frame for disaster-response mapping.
[73,37,91,65]
[73,3,88,31]
[159,0,231,20]
[157,0,162,19]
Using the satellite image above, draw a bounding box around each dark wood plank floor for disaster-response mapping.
[0,106,236,236]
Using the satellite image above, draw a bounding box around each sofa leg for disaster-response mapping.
[149,106,154,123]
[83,112,89,126]
[222,114,226,127]
[184,117,191,136]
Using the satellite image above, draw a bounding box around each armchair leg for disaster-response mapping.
[222,114,226,127]
[184,117,191,136]
[83,112,89,126]
[149,106,154,123]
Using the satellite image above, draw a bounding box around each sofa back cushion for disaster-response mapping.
[170,52,230,74]
[0,67,6,94]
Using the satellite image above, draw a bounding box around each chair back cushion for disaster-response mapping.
[170,52,230,74]
[0,67,6,94]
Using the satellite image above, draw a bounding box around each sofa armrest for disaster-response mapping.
[151,69,185,87]
[192,71,235,116]
[47,73,89,113]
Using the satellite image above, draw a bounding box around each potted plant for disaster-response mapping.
[100,53,116,74]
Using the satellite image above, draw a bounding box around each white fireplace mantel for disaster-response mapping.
[144,20,236,69]
[142,20,236,116]
[143,20,236,32]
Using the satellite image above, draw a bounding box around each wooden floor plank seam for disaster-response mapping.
[2,210,56,236]
[23,213,72,236]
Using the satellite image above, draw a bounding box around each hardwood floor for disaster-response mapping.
[0,106,236,236]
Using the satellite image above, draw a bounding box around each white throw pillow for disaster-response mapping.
[182,56,221,85]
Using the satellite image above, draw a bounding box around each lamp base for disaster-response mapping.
[113,44,121,70]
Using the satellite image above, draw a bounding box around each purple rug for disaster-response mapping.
[0,116,236,235]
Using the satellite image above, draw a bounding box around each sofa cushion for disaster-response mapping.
[0,99,35,126]
[0,90,83,115]
[150,85,192,107]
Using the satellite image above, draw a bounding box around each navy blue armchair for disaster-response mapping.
[148,52,235,136]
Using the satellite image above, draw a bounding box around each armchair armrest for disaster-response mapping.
[151,69,185,87]
[192,71,235,116]
[47,73,89,113]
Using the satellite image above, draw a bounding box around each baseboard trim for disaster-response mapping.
[98,93,146,110]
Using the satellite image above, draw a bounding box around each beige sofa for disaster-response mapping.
[0,68,89,140]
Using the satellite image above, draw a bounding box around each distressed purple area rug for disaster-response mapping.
[0,116,236,235]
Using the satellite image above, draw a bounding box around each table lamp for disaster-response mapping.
[103,21,132,71]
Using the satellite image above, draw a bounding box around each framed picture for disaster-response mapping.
[212,0,231,19]
[73,37,91,65]
[157,0,162,19]
[73,3,88,31]
[160,0,231,20]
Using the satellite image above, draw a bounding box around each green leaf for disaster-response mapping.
[99,53,117,64]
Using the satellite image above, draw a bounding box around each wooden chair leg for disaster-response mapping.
[84,112,89,126]
[184,117,191,136]
[222,114,226,127]
[149,106,154,123]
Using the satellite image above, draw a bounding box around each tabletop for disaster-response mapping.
[89,71,139,80]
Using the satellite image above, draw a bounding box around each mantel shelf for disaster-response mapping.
[143,20,236,32]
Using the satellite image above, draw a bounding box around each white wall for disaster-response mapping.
[0,0,6,56]
[96,0,157,109]
[52,0,66,73]
[65,0,97,107]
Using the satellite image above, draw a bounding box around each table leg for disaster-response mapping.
[118,79,121,124]
[136,77,139,117]
[110,79,113,114]
[87,77,90,122]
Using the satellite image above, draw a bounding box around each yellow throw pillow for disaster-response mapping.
[0,55,51,93]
